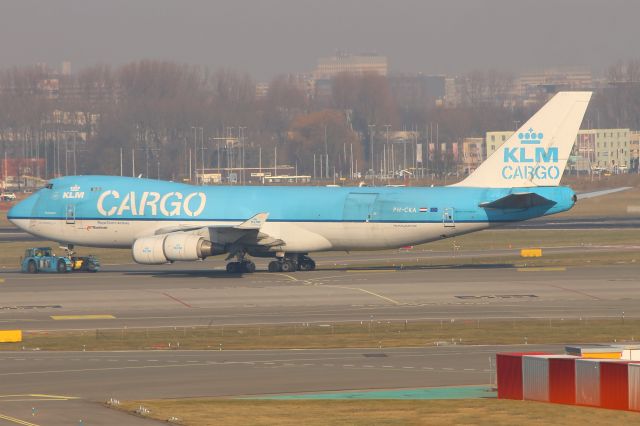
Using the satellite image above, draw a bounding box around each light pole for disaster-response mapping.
[368,124,375,183]
[324,125,328,179]
[200,127,205,182]
[384,124,391,179]
[239,126,246,184]
[191,126,196,183]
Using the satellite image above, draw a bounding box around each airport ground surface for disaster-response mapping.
[0,344,555,426]
[0,258,639,424]
[0,260,639,332]
[1,215,639,424]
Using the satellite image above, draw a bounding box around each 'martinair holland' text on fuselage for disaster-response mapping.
[97,190,207,217]
[501,129,559,181]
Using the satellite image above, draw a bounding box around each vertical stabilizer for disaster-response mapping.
[454,91,592,188]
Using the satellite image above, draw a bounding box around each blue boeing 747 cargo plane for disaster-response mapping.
[8,92,608,273]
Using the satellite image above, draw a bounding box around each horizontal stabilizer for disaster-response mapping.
[234,212,269,230]
[577,187,632,200]
[479,192,556,210]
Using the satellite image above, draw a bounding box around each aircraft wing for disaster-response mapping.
[154,212,284,250]
[479,192,556,210]
[576,187,632,200]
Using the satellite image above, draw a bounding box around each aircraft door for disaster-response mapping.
[343,193,379,222]
[65,204,76,225]
[443,207,455,228]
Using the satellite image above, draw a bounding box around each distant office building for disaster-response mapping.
[516,68,593,99]
[444,77,462,107]
[390,74,445,108]
[255,82,269,99]
[61,61,72,76]
[314,52,388,80]
[571,129,631,172]
[571,131,597,172]
[485,131,515,157]
[459,137,485,175]
[1,158,46,189]
[289,73,316,99]
[37,78,59,99]
[630,131,640,172]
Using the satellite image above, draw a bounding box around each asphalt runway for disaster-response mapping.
[2,148,637,425]
[0,260,639,332]
[0,344,558,425]
[0,253,639,425]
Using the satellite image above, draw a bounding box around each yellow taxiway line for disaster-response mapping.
[516,267,567,272]
[50,314,116,321]
[0,394,78,401]
[0,413,39,426]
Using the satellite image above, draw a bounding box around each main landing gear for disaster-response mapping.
[225,250,256,274]
[268,254,316,273]
[225,252,316,274]
[226,260,256,274]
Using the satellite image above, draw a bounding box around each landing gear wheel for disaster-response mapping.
[268,261,282,272]
[241,261,256,273]
[299,258,316,271]
[226,262,241,273]
[57,259,67,273]
[27,260,37,273]
[280,260,295,273]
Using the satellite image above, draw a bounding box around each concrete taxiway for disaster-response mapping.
[0,261,639,332]
[0,254,638,425]
[0,344,557,425]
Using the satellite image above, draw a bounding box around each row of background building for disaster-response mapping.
[462,129,640,177]
[258,52,602,108]
[1,53,639,189]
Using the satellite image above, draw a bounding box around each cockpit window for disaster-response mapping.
[44,183,53,189]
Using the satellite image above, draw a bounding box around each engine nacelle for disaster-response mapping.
[132,233,221,265]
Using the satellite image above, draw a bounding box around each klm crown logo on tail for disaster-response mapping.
[519,129,544,145]
[501,129,559,181]
[454,92,592,188]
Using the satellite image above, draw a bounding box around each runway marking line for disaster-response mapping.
[276,273,298,282]
[516,267,567,272]
[161,292,193,308]
[326,285,402,306]
[0,413,39,426]
[50,314,115,321]
[546,283,602,301]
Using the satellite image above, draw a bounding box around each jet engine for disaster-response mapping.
[132,233,223,264]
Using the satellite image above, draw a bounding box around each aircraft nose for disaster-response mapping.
[7,193,39,228]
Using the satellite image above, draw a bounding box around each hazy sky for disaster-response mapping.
[1,0,638,79]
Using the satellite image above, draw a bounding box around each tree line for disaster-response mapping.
[0,59,638,181]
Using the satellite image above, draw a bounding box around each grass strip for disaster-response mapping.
[3,318,639,351]
[117,398,640,426]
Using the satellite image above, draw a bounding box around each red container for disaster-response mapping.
[497,352,549,400]
[600,361,634,410]
[549,357,576,405]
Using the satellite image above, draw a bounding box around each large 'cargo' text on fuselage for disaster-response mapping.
[97,190,207,217]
